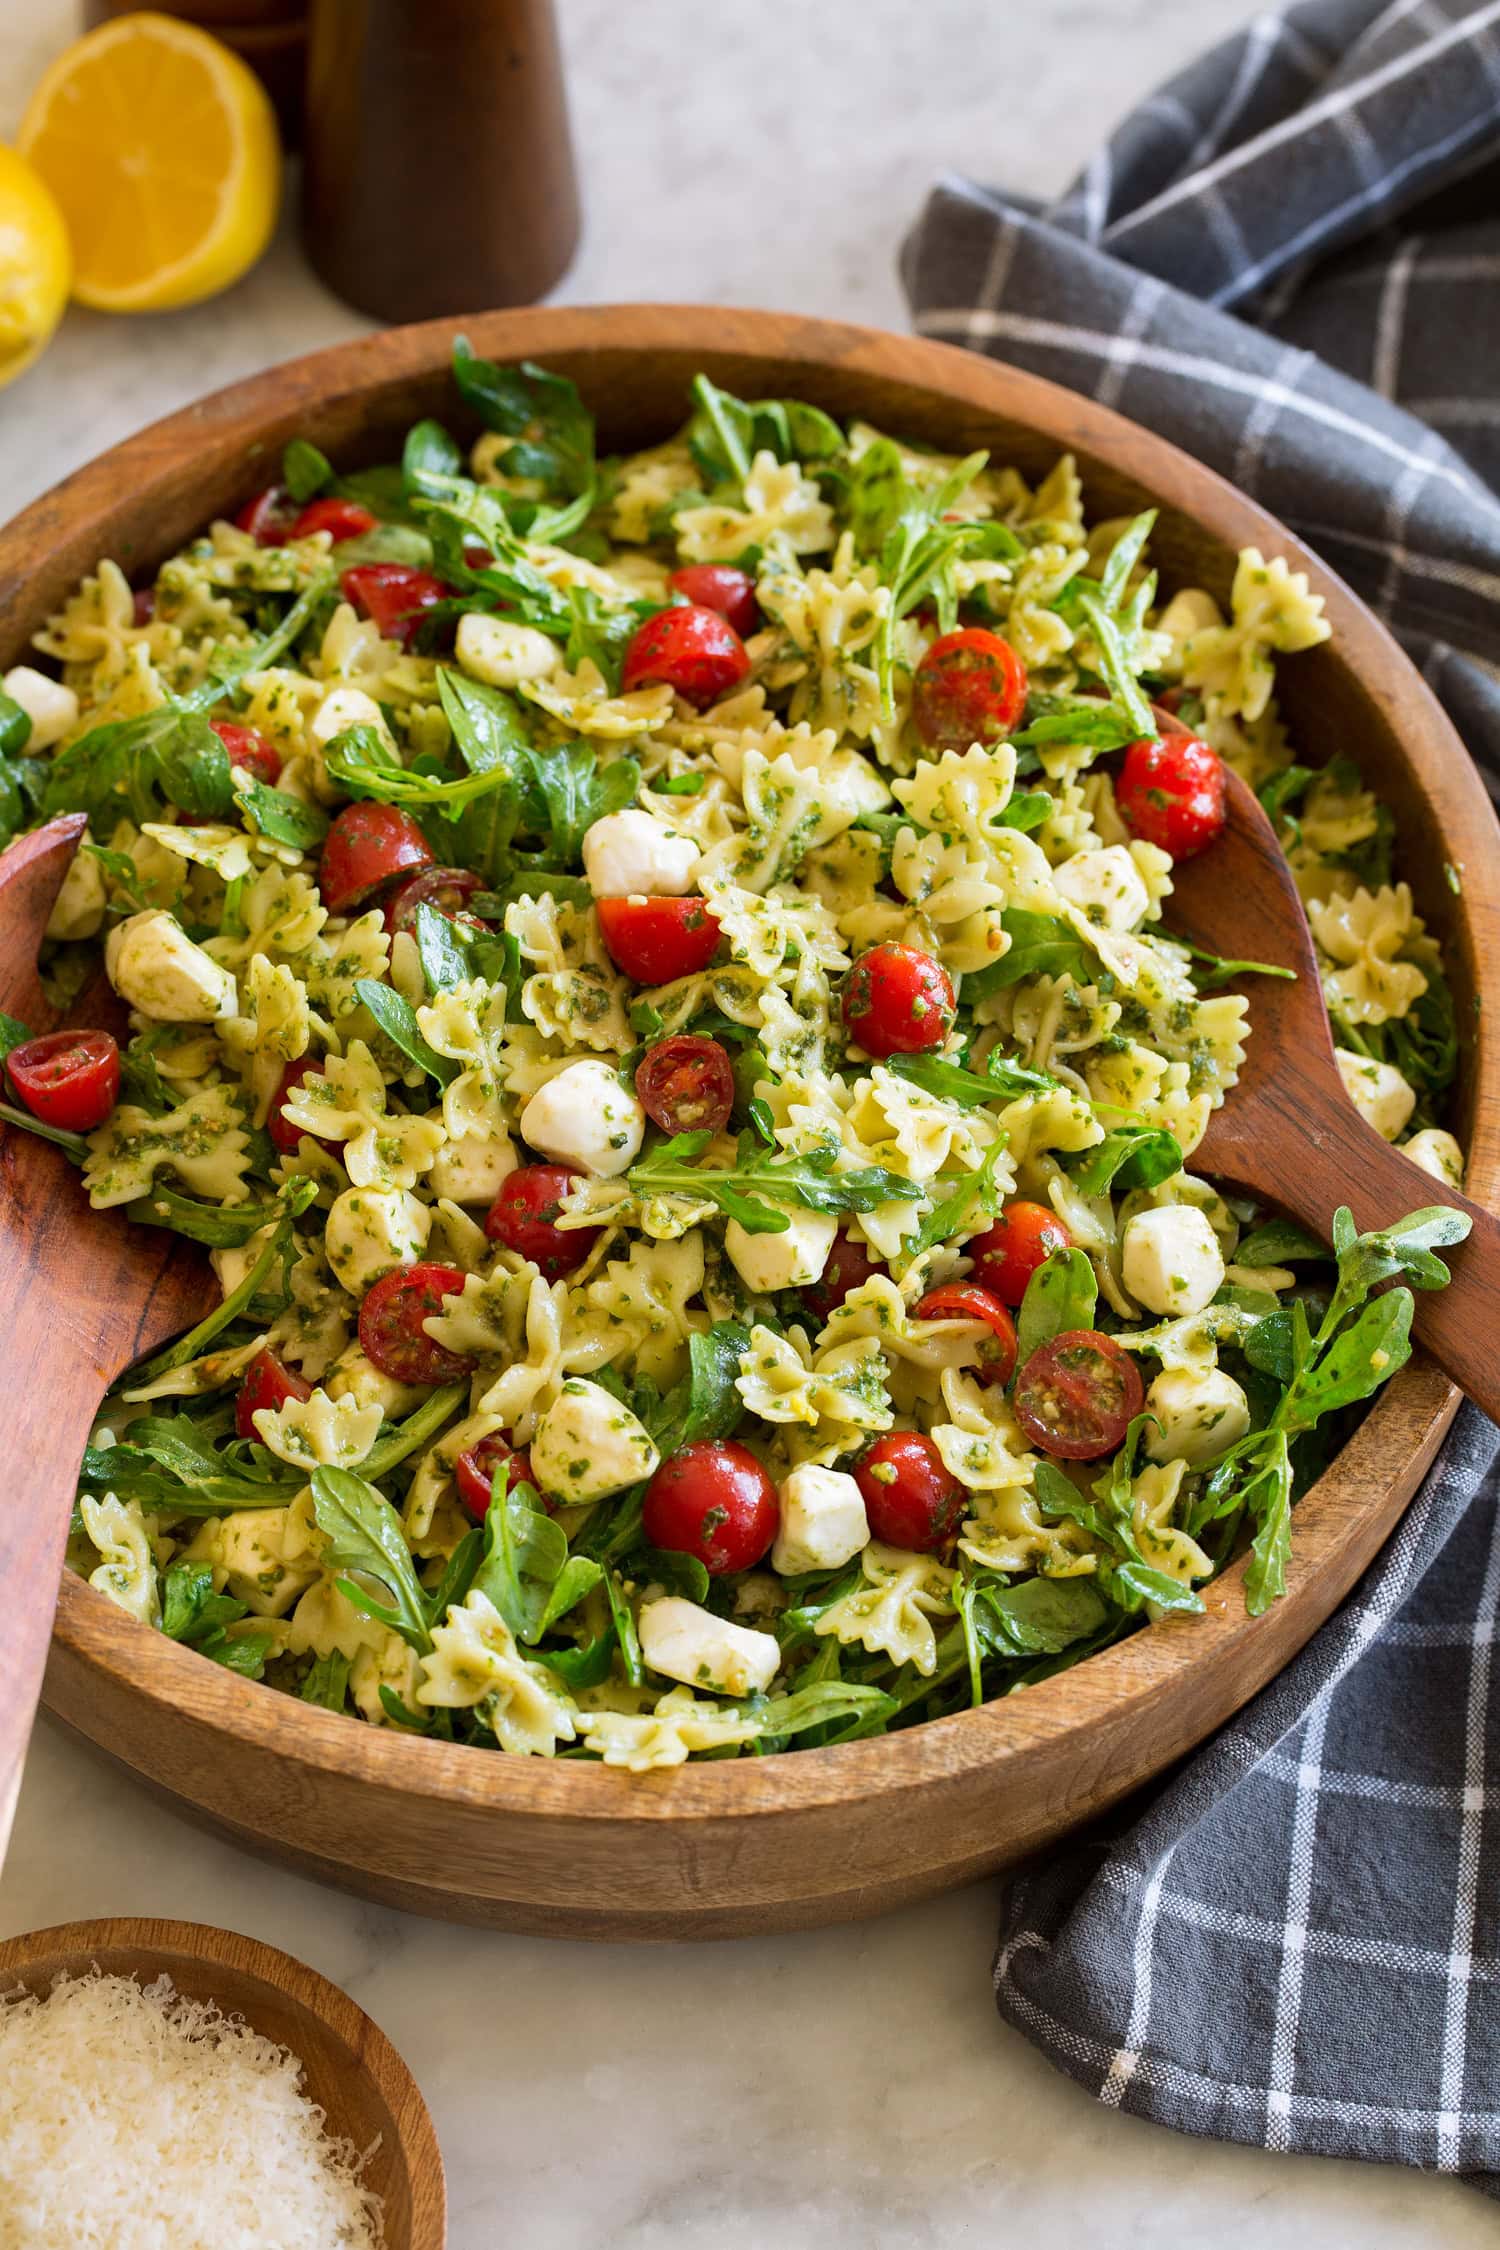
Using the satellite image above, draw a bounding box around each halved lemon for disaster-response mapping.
[0,144,71,384]
[17,12,281,315]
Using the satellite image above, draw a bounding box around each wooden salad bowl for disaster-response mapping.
[3,307,1495,1940]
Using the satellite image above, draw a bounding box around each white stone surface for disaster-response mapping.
[1,2,1491,2242]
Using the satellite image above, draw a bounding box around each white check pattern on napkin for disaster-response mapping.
[902,0,1500,2191]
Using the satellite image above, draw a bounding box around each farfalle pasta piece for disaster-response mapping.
[278,1040,443,1190]
[676,451,835,563]
[217,953,314,1124]
[929,1369,1039,1495]
[1308,883,1428,1026]
[958,1484,1098,1577]
[1175,548,1330,723]
[813,1542,957,1676]
[735,1324,892,1447]
[416,978,512,1137]
[1122,1459,1215,1590]
[520,657,673,737]
[80,1492,160,1627]
[251,1387,382,1472]
[416,1590,578,1757]
[583,1233,707,1388]
[84,1083,252,1210]
[505,893,632,1053]
[756,539,888,739]
[577,1686,758,1770]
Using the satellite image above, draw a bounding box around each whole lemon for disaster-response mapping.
[0,143,71,387]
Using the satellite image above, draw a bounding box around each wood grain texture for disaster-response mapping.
[1169,752,1500,1416]
[0,1917,445,2248]
[4,306,1497,1939]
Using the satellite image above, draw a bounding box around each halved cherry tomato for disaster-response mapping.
[340,563,451,650]
[235,485,299,545]
[666,564,760,639]
[596,895,722,983]
[634,1035,735,1135]
[289,496,378,544]
[210,718,283,788]
[319,802,434,914]
[235,1347,313,1441]
[803,1229,880,1323]
[384,864,487,938]
[1117,733,1226,860]
[842,942,955,1057]
[7,1028,119,1132]
[911,627,1028,752]
[641,1439,779,1575]
[132,587,155,627]
[359,1262,475,1386]
[914,1282,1017,1388]
[969,1203,1071,1307]
[620,604,750,709]
[454,1431,538,1521]
[1013,1329,1143,1460]
[854,1432,966,1553]
[484,1163,600,1278]
[268,1056,335,1158]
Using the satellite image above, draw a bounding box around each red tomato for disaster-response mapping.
[803,1229,880,1323]
[384,864,487,938]
[641,1440,779,1576]
[454,1431,538,1521]
[340,563,451,650]
[854,1432,966,1554]
[634,1035,735,1135]
[359,1262,475,1386]
[969,1203,1072,1308]
[319,802,434,914]
[911,628,1028,752]
[596,895,723,983]
[620,604,750,709]
[235,486,299,545]
[289,496,378,544]
[914,1282,1017,1388]
[484,1163,600,1278]
[210,718,282,788]
[1116,733,1227,860]
[235,1348,313,1441]
[842,943,956,1057]
[267,1056,335,1158]
[666,564,760,639]
[1013,1329,1144,1460]
[132,587,155,626]
[7,1028,120,1133]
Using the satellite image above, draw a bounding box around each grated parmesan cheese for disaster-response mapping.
[0,1968,384,2250]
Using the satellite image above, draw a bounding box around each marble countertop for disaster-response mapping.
[0,3,1491,2242]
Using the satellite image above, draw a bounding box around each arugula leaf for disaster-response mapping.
[0,740,44,851]
[0,1010,32,1066]
[283,438,333,502]
[233,777,329,851]
[1235,1217,1328,1267]
[80,1418,302,1517]
[1075,588,1156,738]
[300,1651,352,1710]
[361,1382,468,1479]
[1010,698,1146,753]
[1033,1455,1203,1617]
[526,738,639,862]
[124,1181,315,1391]
[310,1465,433,1654]
[884,1050,1053,1104]
[685,374,843,490]
[473,1475,572,1643]
[965,1573,1109,1661]
[451,341,596,506]
[744,1680,899,1740]
[403,418,464,500]
[0,1098,89,1160]
[354,978,459,1084]
[628,1131,923,1235]
[909,1134,1012,1256]
[125,1183,295,1248]
[412,900,522,1002]
[324,722,512,817]
[1015,1247,1098,1362]
[644,1322,750,1456]
[0,686,33,757]
[1067,1125,1183,1196]
[962,909,1103,998]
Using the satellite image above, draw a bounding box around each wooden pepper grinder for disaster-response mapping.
[302,0,580,322]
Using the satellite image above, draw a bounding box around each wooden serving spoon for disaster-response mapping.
[0,817,216,1865]
[1164,752,1500,1417]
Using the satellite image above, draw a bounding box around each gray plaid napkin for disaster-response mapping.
[902,0,1500,2190]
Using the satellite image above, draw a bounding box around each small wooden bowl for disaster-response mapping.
[5,307,1498,1939]
[0,1918,444,2249]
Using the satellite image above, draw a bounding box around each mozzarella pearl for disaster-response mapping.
[44,847,105,941]
[724,1208,838,1297]
[1052,846,1150,933]
[530,1377,659,1505]
[3,664,78,749]
[1402,1126,1464,1189]
[581,808,701,899]
[771,1464,870,1576]
[1335,1049,1417,1141]
[638,1595,780,1697]
[105,910,238,1023]
[324,1186,430,1294]
[428,1130,518,1206]
[1121,1204,1226,1317]
[519,1059,645,1178]
[455,612,560,688]
[1145,1366,1251,1468]
[325,1342,428,1421]
[309,685,389,746]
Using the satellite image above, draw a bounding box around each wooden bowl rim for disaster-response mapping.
[0,1915,444,2249]
[16,303,1497,1824]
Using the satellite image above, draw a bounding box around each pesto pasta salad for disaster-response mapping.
[0,342,1467,1769]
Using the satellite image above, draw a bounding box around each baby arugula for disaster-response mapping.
[628,1128,924,1235]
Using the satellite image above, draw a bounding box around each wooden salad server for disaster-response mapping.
[0,816,216,1866]
[1163,750,1500,1419]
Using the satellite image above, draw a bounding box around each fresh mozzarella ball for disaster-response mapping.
[455,611,560,688]
[44,847,105,941]
[325,1342,428,1420]
[1052,846,1150,933]
[309,685,389,746]
[771,1464,870,1576]
[1402,1126,1464,1189]
[324,1186,431,1294]
[3,664,78,749]
[724,1208,838,1296]
[530,1377,660,1505]
[1145,1366,1251,1468]
[581,807,702,899]
[428,1129,517,1206]
[190,1506,319,1619]
[105,909,238,1023]
[1335,1049,1417,1141]
[210,1225,275,1302]
[1121,1204,1226,1316]
[519,1059,645,1178]
[638,1595,780,1697]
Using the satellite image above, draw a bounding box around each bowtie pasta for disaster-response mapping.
[1,342,1464,1769]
